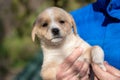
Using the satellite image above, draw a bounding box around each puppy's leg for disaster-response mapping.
[91,46,106,71]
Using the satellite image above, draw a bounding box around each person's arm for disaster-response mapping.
[56,48,90,80]
[92,62,120,80]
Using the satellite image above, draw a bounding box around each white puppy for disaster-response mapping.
[32,7,106,80]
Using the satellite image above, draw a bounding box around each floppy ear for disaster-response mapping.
[70,15,77,35]
[32,18,40,42]
[31,26,38,42]
[32,27,36,42]
[71,18,77,35]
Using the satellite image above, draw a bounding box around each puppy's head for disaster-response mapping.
[32,7,77,44]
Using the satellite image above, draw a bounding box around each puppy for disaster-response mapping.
[32,7,106,80]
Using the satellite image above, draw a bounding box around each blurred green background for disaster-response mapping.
[0,0,95,80]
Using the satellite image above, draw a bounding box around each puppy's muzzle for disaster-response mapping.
[52,28,60,36]
[51,28,63,43]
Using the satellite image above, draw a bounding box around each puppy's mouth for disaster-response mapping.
[51,36,63,43]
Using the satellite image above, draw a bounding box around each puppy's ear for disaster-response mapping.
[32,26,38,42]
[69,14,77,35]
[32,19,39,42]
[71,18,77,35]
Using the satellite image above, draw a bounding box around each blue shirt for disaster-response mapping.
[71,0,120,69]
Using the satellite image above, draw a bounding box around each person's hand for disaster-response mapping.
[56,48,90,80]
[92,62,120,80]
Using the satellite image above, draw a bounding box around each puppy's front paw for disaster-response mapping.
[91,46,106,71]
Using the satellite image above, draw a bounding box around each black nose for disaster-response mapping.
[52,28,59,35]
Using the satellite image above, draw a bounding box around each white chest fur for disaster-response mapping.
[42,34,90,67]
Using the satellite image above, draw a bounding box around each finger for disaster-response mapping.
[65,74,77,80]
[61,48,83,70]
[81,75,89,80]
[67,61,84,80]
[63,65,78,78]
[104,62,120,77]
[57,48,83,80]
[79,62,89,77]
[59,61,83,79]
[94,76,99,80]
[94,77,99,80]
[92,63,117,80]
[63,61,87,80]
[73,61,84,72]
[69,75,79,80]
[66,70,80,80]
[57,66,77,80]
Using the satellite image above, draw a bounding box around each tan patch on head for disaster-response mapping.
[32,11,52,42]
[51,7,77,34]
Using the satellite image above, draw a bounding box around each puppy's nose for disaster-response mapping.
[52,28,59,35]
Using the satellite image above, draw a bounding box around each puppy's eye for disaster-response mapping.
[42,23,48,27]
[59,20,65,24]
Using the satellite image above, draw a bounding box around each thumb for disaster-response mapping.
[104,62,120,77]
